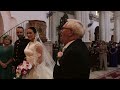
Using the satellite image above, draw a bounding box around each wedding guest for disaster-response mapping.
[98,41,108,70]
[0,35,14,79]
[53,19,90,79]
[12,26,30,71]
[90,41,100,71]
[117,42,120,65]
[109,42,118,67]
[108,35,114,64]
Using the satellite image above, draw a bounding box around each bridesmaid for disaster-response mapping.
[0,35,14,79]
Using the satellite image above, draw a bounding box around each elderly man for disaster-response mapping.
[53,19,90,79]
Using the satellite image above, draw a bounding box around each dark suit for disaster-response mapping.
[12,37,30,69]
[53,39,90,79]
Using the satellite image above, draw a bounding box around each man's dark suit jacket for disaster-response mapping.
[53,39,90,79]
[12,37,30,69]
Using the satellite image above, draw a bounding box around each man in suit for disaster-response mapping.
[53,19,90,79]
[12,26,30,70]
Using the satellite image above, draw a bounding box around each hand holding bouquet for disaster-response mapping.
[14,60,32,79]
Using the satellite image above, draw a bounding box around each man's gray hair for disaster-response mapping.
[63,19,85,38]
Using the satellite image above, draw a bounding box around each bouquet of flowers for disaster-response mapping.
[14,60,32,79]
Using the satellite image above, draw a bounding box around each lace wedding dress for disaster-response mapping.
[23,40,54,79]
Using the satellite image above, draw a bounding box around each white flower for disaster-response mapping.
[27,63,32,69]
[13,77,16,79]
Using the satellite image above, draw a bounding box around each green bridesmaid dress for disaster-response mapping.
[0,45,14,79]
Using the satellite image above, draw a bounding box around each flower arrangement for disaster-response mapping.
[14,60,32,79]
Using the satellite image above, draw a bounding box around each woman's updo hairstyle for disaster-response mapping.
[28,27,37,34]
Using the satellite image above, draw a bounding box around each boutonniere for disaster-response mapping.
[56,51,63,66]
[57,51,63,60]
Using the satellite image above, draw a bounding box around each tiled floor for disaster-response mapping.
[89,65,120,79]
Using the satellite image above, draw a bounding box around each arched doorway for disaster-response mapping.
[94,26,99,41]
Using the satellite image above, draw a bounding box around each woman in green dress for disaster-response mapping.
[0,35,14,79]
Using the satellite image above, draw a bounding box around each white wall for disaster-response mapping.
[0,11,11,32]
[10,11,49,39]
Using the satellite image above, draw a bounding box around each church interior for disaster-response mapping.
[0,11,120,79]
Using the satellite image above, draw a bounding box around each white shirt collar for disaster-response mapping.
[62,40,75,52]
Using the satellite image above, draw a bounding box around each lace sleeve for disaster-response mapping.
[35,43,43,64]
[36,30,55,72]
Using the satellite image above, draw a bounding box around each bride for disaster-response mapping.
[23,27,55,79]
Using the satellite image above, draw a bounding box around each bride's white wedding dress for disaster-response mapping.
[23,40,54,79]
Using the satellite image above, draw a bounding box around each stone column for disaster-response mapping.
[99,11,111,42]
[0,12,4,36]
[104,11,110,42]
[75,11,82,21]
[50,11,57,43]
[1,11,11,32]
[48,12,52,41]
[89,11,95,41]
[114,11,120,43]
[99,11,105,41]
[75,11,90,42]
[91,11,96,15]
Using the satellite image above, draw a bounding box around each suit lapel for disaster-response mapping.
[59,39,82,64]
[63,39,82,54]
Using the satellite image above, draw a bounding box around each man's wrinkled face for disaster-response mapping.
[60,27,72,45]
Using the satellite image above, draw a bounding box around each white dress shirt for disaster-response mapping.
[57,40,75,66]
[62,40,75,52]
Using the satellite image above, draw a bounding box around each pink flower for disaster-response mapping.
[21,69,27,75]
[57,51,63,59]
[15,60,32,78]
